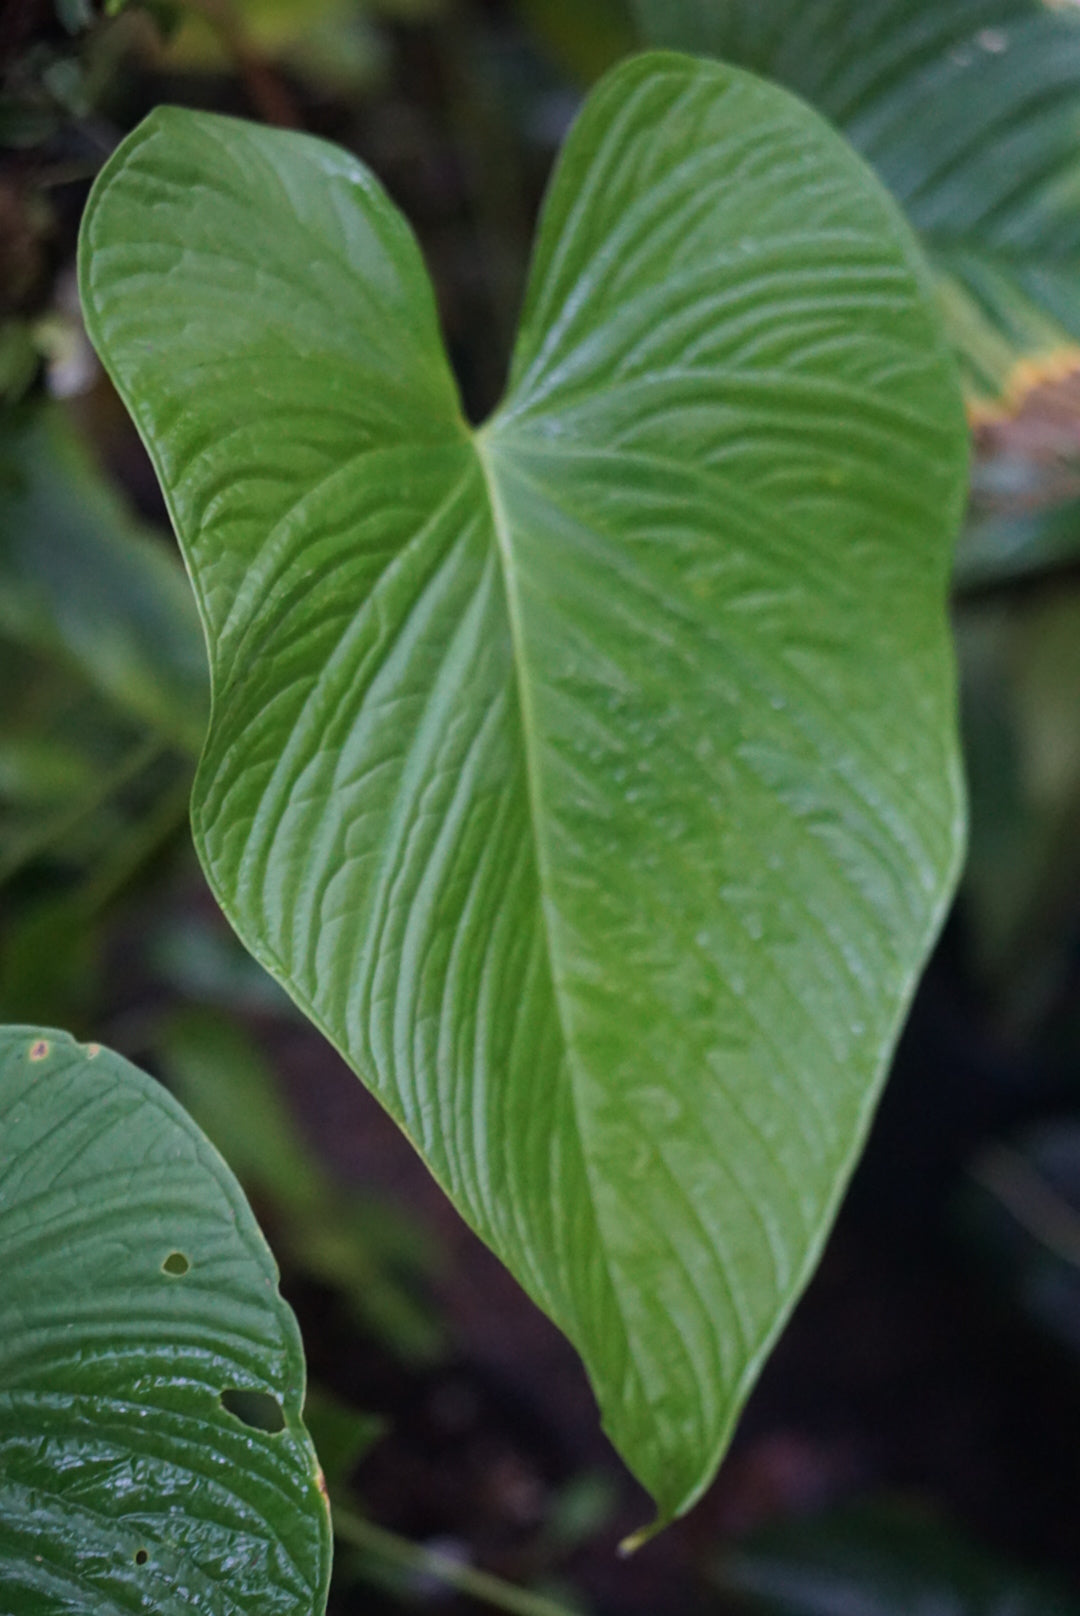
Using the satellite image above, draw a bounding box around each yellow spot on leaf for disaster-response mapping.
[29,1040,50,1062]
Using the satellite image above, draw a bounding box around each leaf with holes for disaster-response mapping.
[631,0,1080,418]
[78,54,969,1526]
[0,1027,331,1614]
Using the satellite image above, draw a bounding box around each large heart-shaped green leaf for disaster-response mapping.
[78,53,968,1523]
[631,0,1080,417]
[0,1027,331,1613]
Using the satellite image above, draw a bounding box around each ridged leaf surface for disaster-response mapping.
[632,0,1080,415]
[78,54,968,1522]
[0,1027,331,1614]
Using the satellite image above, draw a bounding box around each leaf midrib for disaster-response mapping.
[470,430,583,1123]
[471,424,649,1415]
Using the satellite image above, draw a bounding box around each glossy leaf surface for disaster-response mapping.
[79,55,968,1520]
[0,1027,331,1614]
[632,0,1080,416]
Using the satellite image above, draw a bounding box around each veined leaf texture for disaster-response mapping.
[79,54,969,1523]
[0,1028,330,1613]
[632,0,1080,416]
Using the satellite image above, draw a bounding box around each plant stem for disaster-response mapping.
[333,1506,578,1616]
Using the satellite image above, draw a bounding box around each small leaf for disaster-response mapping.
[631,0,1080,417]
[78,56,968,1522]
[0,1026,331,1614]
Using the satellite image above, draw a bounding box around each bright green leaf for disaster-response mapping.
[78,55,968,1523]
[631,0,1080,416]
[0,1026,331,1614]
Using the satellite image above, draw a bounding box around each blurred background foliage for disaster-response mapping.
[1,1,1079,1612]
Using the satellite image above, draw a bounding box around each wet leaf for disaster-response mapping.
[0,1025,331,1614]
[79,55,968,1523]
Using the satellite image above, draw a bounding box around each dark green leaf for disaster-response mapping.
[958,590,1080,996]
[159,1009,326,1207]
[302,1385,386,1492]
[0,895,101,1028]
[0,408,208,755]
[632,0,1080,417]
[78,56,968,1522]
[716,1501,1080,1616]
[0,324,40,406]
[0,406,204,972]
[516,0,638,82]
[0,1026,331,1614]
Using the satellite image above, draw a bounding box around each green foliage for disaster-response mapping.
[0,1026,331,1614]
[159,1007,445,1362]
[715,1501,1080,1615]
[301,1385,386,1493]
[0,406,206,1026]
[77,53,968,1524]
[631,0,1080,414]
[158,0,395,94]
[516,0,637,81]
[0,407,207,752]
[958,587,1080,1000]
